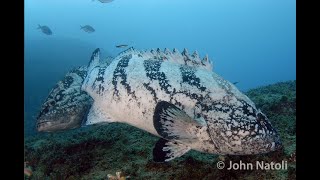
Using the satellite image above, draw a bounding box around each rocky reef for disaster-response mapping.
[24,80,296,179]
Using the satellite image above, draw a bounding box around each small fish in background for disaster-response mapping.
[92,0,114,3]
[37,24,52,35]
[115,44,128,48]
[80,25,95,33]
[233,81,239,85]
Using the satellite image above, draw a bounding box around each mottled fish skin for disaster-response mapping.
[36,66,93,132]
[82,47,282,157]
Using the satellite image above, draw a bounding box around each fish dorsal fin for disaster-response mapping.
[117,46,136,56]
[201,54,213,69]
[181,48,189,57]
[100,56,114,67]
[116,47,213,71]
[153,138,191,162]
[191,50,199,59]
[150,48,156,55]
[156,48,161,54]
[173,48,179,54]
[87,48,101,72]
[164,48,171,55]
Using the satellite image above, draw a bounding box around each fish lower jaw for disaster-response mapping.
[37,121,80,132]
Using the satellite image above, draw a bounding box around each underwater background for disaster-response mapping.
[24,0,296,179]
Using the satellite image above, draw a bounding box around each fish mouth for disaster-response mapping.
[36,111,86,132]
[36,121,62,132]
[36,120,80,132]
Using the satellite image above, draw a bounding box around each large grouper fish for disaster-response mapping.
[36,47,281,162]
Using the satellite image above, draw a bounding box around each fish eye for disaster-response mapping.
[55,95,61,101]
[50,101,56,106]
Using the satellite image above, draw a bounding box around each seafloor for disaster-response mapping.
[24,80,296,179]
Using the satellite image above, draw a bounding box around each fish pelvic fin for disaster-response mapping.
[153,138,191,162]
[81,48,103,95]
[153,101,204,144]
[87,48,101,72]
[85,102,114,125]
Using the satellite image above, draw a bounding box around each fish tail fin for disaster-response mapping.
[80,25,83,29]
[37,24,41,29]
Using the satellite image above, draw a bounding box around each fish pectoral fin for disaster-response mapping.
[153,101,204,144]
[153,138,191,162]
[87,48,101,72]
[86,103,112,125]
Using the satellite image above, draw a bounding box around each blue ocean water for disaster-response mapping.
[24,0,295,136]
